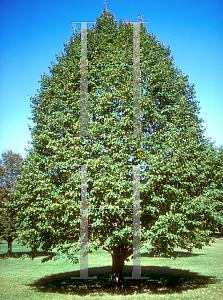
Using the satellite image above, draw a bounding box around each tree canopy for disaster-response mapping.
[12,9,223,286]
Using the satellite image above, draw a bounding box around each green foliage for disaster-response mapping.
[0,150,23,242]
[12,10,223,263]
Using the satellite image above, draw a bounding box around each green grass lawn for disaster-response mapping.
[0,235,223,300]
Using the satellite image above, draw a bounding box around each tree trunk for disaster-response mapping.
[8,236,13,255]
[110,249,125,288]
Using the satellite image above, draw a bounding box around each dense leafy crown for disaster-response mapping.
[12,10,222,260]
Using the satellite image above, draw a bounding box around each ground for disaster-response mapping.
[0,235,223,299]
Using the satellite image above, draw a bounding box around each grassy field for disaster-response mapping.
[0,235,223,300]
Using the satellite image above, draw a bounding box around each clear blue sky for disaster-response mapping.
[0,0,222,158]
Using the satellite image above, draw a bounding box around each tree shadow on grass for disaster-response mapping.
[0,251,55,259]
[28,265,218,296]
[212,233,223,239]
[141,251,205,258]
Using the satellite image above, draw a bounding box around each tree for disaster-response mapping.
[12,9,222,286]
[0,150,23,255]
[204,144,223,232]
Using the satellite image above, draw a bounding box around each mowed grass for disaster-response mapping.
[0,235,223,300]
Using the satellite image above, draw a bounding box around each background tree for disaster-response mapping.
[12,9,222,286]
[0,150,23,255]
